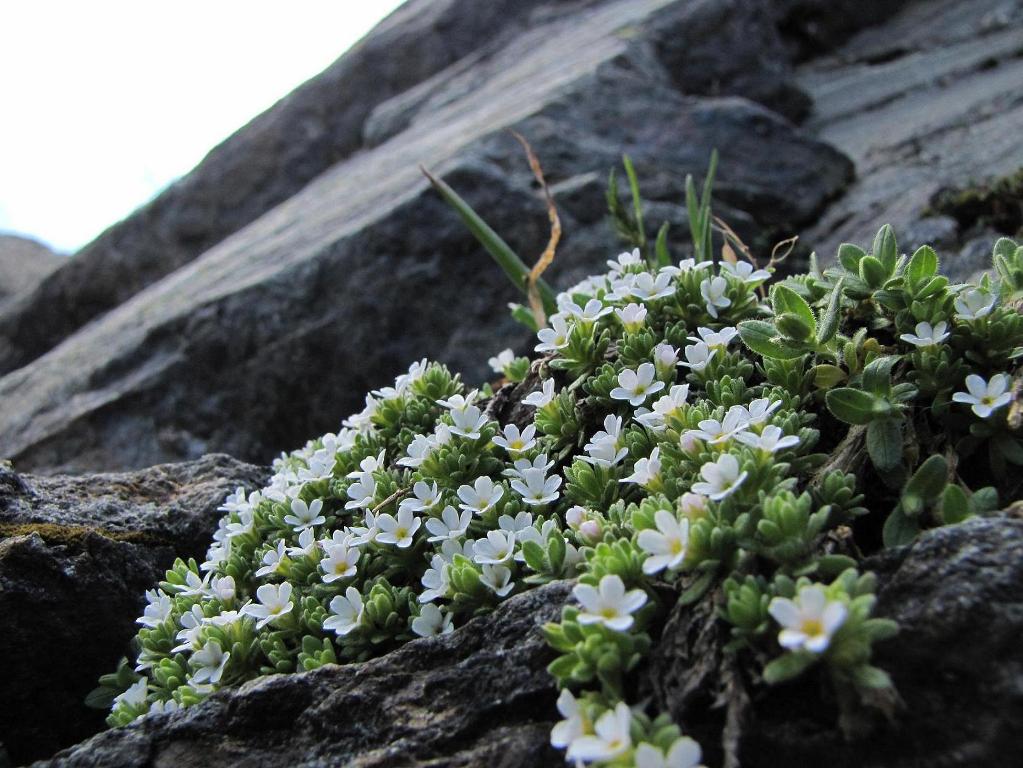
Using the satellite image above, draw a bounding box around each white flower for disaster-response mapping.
[241,583,293,630]
[678,257,714,272]
[954,288,996,320]
[652,343,680,377]
[498,511,534,535]
[347,510,380,546]
[899,320,949,347]
[345,472,377,510]
[700,276,731,318]
[492,423,537,455]
[457,476,504,515]
[171,605,206,653]
[638,510,690,575]
[473,529,517,564]
[399,480,442,514]
[629,270,675,301]
[573,574,647,631]
[689,326,739,350]
[411,603,454,637]
[324,587,364,636]
[283,498,326,532]
[296,451,334,484]
[610,362,665,406]
[420,555,451,603]
[742,397,782,425]
[208,575,236,604]
[480,563,515,597]
[449,405,488,439]
[138,589,173,628]
[148,698,180,716]
[536,314,572,352]
[436,391,480,413]
[563,297,613,323]
[376,507,422,548]
[768,584,847,654]
[584,415,624,453]
[288,527,317,558]
[615,302,647,332]
[636,384,690,431]
[952,373,1013,418]
[581,438,630,467]
[320,543,359,583]
[523,378,556,408]
[254,540,288,577]
[567,701,632,762]
[720,259,770,283]
[399,434,433,468]
[621,447,662,490]
[736,424,800,453]
[510,467,562,506]
[191,639,230,685]
[550,689,587,749]
[218,486,250,514]
[635,738,705,768]
[425,505,473,542]
[114,678,149,710]
[685,408,749,446]
[607,247,643,273]
[504,453,555,480]
[691,454,748,500]
[488,348,516,374]
[679,342,716,372]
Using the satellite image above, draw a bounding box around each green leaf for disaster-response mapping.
[862,356,898,396]
[520,540,546,572]
[860,618,899,642]
[883,505,920,547]
[867,418,903,471]
[850,664,894,690]
[763,651,817,684]
[826,388,883,425]
[423,167,557,316]
[816,278,845,344]
[654,221,670,268]
[813,364,847,389]
[907,245,938,284]
[622,154,645,252]
[901,454,948,515]
[776,313,813,342]
[859,255,887,289]
[837,243,866,273]
[939,484,972,525]
[872,224,898,274]
[738,320,805,360]
[773,285,816,336]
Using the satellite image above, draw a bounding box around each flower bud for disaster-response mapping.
[680,432,703,456]
[579,519,602,544]
[679,492,708,520]
[566,505,587,531]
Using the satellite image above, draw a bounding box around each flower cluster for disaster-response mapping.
[96,158,1021,768]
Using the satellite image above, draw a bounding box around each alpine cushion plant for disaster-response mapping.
[92,155,1023,767]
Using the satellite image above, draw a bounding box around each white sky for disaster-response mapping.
[0,1,405,253]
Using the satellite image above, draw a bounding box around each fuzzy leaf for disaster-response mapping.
[837,243,866,273]
[867,418,903,471]
[901,454,948,515]
[939,484,971,525]
[826,388,883,425]
[816,278,845,344]
[883,505,920,547]
[763,651,816,684]
[773,285,816,336]
[738,320,805,360]
[872,224,898,274]
[907,245,938,284]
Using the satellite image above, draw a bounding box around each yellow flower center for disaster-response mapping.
[395,527,408,539]
[800,618,824,638]
[601,607,618,620]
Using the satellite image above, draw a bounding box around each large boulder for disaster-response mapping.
[0,455,266,764]
[0,234,61,303]
[0,0,857,475]
[33,514,1023,767]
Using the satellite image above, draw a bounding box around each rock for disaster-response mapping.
[0,0,855,475]
[37,581,573,768]
[0,234,62,303]
[0,0,578,377]
[0,455,266,765]
[646,513,1023,767]
[796,0,1023,278]
[34,515,1023,767]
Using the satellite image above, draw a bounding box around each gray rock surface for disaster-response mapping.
[0,0,1019,475]
[0,234,62,303]
[0,455,266,765]
[0,0,856,475]
[33,515,1023,768]
[796,0,1023,279]
[37,581,573,768]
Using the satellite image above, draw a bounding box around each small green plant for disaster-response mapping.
[95,153,1020,768]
